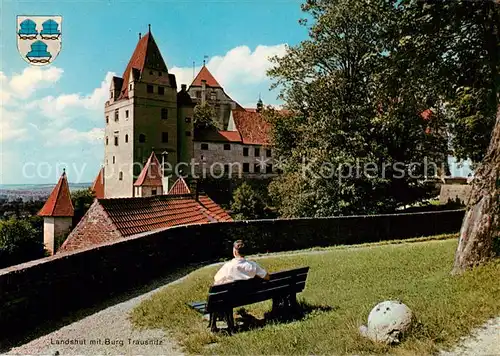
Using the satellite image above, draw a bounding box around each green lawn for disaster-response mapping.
[130,236,500,355]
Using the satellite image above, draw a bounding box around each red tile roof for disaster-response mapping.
[119,32,169,99]
[167,177,191,195]
[198,195,233,222]
[231,109,271,145]
[91,167,105,199]
[191,65,221,88]
[421,109,433,121]
[38,172,74,217]
[134,151,163,187]
[194,128,243,143]
[98,195,227,237]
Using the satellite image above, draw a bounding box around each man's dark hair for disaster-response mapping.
[233,240,247,256]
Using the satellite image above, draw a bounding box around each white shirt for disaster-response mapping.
[213,257,267,285]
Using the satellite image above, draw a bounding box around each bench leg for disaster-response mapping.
[209,312,218,332]
[224,309,235,335]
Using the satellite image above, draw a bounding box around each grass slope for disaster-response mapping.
[130,237,500,355]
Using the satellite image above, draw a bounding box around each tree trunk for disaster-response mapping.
[452,105,500,274]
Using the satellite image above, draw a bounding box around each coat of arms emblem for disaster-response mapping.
[17,16,62,65]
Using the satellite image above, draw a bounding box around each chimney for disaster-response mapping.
[201,80,206,105]
[181,84,187,91]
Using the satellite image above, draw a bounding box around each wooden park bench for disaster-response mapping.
[188,266,310,334]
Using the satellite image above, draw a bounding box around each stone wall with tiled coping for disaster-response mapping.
[0,209,465,341]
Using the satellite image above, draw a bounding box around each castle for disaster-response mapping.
[101,28,276,199]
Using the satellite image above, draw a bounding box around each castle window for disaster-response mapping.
[106,116,109,124]
[224,164,230,176]
[254,163,260,173]
[106,136,108,145]
[266,164,273,174]
[185,117,192,123]
[110,91,113,99]
[162,132,168,143]
[152,189,157,195]
[210,92,217,101]
[158,86,165,95]
[125,110,129,119]
[243,163,250,173]
[243,147,249,157]
[149,70,153,75]
[185,131,191,137]
[119,171,123,180]
[114,136,119,146]
[266,149,272,157]
[201,143,209,150]
[158,71,162,76]
[254,147,260,157]
[224,143,231,151]
[196,91,201,99]
[139,134,146,143]
[113,156,116,164]
[147,85,154,93]
[125,134,128,143]
[129,83,132,91]
[114,109,119,122]
[161,108,168,120]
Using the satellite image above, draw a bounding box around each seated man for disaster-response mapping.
[214,240,270,285]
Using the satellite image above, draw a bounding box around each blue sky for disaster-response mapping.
[1,0,306,184]
[0,0,471,185]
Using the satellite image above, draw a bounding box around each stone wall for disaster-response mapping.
[439,184,472,205]
[0,210,465,341]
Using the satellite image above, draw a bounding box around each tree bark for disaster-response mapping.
[452,105,500,274]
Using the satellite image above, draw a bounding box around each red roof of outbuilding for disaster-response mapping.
[38,172,74,217]
[191,65,221,88]
[194,128,243,143]
[92,167,105,199]
[231,110,271,145]
[167,176,191,195]
[134,151,163,187]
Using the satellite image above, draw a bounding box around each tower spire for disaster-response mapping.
[148,24,151,33]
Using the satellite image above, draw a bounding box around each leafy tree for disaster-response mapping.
[266,0,445,217]
[71,188,95,224]
[0,218,44,268]
[193,103,218,130]
[231,182,266,220]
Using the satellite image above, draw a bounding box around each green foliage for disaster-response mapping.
[0,218,44,268]
[131,238,500,355]
[193,103,218,130]
[71,188,95,223]
[266,0,444,217]
[231,182,266,220]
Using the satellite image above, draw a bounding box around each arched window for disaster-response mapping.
[139,134,146,143]
[125,134,129,143]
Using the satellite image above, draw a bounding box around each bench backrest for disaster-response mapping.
[206,266,309,313]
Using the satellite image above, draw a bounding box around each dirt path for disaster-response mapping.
[440,316,500,356]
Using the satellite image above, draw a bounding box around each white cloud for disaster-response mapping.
[0,107,28,142]
[9,67,63,99]
[29,71,114,124]
[43,127,104,147]
[170,44,287,89]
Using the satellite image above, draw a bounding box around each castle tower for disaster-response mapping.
[177,84,195,165]
[104,28,180,198]
[38,171,74,255]
[188,65,243,129]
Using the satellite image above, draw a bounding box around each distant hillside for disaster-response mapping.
[0,183,92,202]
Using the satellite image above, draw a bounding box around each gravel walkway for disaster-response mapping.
[440,316,500,356]
[4,268,195,356]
